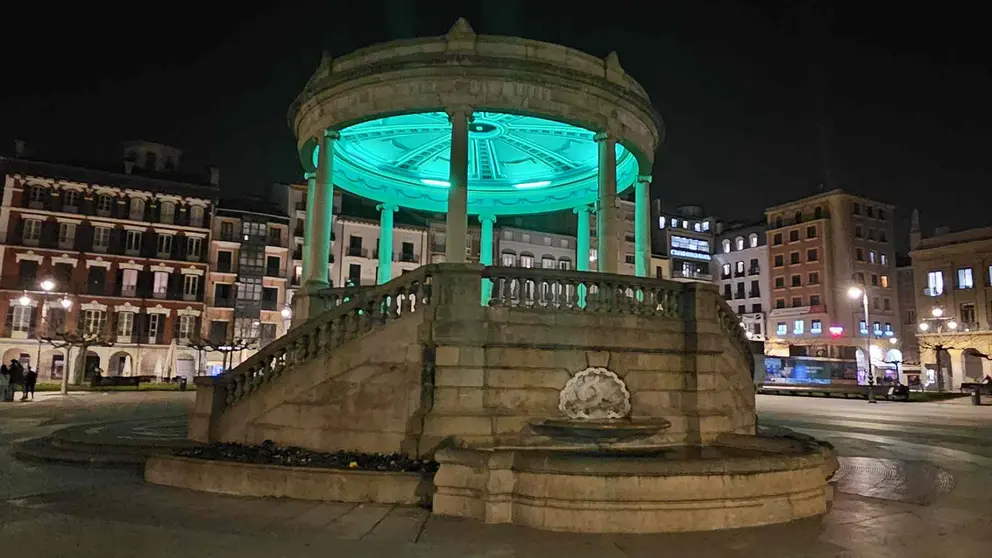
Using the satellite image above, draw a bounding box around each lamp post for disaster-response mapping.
[918,305,957,391]
[34,279,55,367]
[848,285,876,403]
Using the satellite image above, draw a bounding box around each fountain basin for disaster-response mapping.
[529,417,671,444]
[433,432,836,533]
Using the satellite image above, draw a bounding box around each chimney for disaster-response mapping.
[909,208,921,250]
[208,166,220,186]
[14,140,26,158]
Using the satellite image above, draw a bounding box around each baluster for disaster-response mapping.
[233,374,245,401]
[225,382,236,405]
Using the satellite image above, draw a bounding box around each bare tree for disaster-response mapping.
[917,331,990,391]
[38,298,115,394]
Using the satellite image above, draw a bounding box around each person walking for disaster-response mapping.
[21,365,38,401]
[8,360,24,402]
[0,364,10,402]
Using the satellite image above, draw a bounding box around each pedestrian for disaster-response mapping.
[21,365,37,401]
[8,360,24,401]
[0,364,10,402]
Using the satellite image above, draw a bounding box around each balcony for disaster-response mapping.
[183,293,198,302]
[399,252,418,263]
[120,286,137,297]
[749,266,761,275]
[672,268,712,281]
[720,272,731,280]
[748,290,761,298]
[922,287,944,297]
[733,270,745,278]
[217,262,234,274]
[213,297,236,308]
[152,288,168,300]
[219,232,239,243]
[347,247,369,258]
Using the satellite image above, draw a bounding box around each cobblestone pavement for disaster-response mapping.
[2,393,991,557]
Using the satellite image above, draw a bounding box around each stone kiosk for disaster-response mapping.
[187,20,836,533]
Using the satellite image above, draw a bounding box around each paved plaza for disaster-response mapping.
[1,392,991,557]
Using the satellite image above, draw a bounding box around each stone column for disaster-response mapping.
[376,204,398,285]
[595,133,618,274]
[634,174,652,277]
[445,107,472,263]
[300,172,316,283]
[479,214,496,305]
[298,129,338,323]
[574,205,592,272]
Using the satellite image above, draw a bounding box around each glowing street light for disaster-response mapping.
[847,286,863,299]
[918,322,930,331]
[18,293,31,307]
[931,307,943,318]
[948,320,958,330]
[60,296,72,309]
[889,337,899,344]
[848,284,876,403]
[40,279,55,292]
[280,307,293,319]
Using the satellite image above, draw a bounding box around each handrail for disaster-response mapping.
[211,265,435,410]
[715,296,756,372]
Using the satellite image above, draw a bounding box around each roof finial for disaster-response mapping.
[447,17,475,38]
[911,208,920,232]
[604,51,624,73]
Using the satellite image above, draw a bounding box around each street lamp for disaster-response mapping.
[280,307,292,319]
[848,285,877,403]
[19,293,31,307]
[40,279,55,293]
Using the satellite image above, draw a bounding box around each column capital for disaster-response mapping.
[477,214,496,224]
[594,131,616,143]
[446,106,474,122]
[322,129,341,140]
[572,205,592,215]
[637,174,653,184]
[376,203,399,213]
[303,172,316,181]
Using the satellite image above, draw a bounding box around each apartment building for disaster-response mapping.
[713,221,769,341]
[651,203,715,282]
[910,221,992,389]
[0,142,217,382]
[764,190,899,383]
[332,197,429,287]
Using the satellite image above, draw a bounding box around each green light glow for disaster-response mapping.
[313,111,638,216]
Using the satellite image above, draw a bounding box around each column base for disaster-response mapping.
[292,285,330,328]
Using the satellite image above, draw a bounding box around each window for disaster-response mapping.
[265,255,281,277]
[121,269,138,296]
[883,298,891,311]
[722,263,731,278]
[737,304,745,314]
[873,321,882,335]
[96,195,114,216]
[519,254,534,268]
[178,315,195,340]
[789,229,799,242]
[560,239,569,249]
[126,230,142,253]
[58,222,76,248]
[545,236,554,246]
[791,275,801,287]
[160,201,176,224]
[220,221,234,241]
[873,297,880,310]
[774,254,784,267]
[960,303,976,325]
[735,283,745,299]
[810,295,821,306]
[879,230,887,243]
[735,236,744,250]
[657,217,665,229]
[749,258,759,274]
[806,225,816,239]
[878,209,886,221]
[775,216,783,228]
[884,323,893,335]
[240,245,265,269]
[811,320,822,334]
[859,320,867,334]
[957,267,974,289]
[868,229,875,241]
[793,320,804,334]
[808,272,820,285]
[867,206,874,218]
[148,314,162,341]
[237,277,262,301]
[806,249,818,262]
[117,312,134,337]
[853,203,861,215]
[794,211,803,224]
[814,206,823,219]
[752,303,762,313]
[157,234,173,257]
[153,272,169,297]
[723,284,732,300]
[869,250,876,264]
[906,309,916,324]
[790,252,800,265]
[671,236,709,253]
[91,226,110,251]
[776,322,787,335]
[624,253,635,265]
[11,306,31,334]
[855,225,863,238]
[521,233,530,243]
[129,198,145,220]
[735,261,745,276]
[29,186,45,204]
[187,237,202,259]
[775,276,785,288]
[84,310,106,335]
[190,206,205,227]
[881,275,889,288]
[989,265,992,285]
[855,272,866,284]
[268,227,282,246]
[748,233,758,248]
[24,219,42,242]
[926,271,944,296]
[702,221,710,232]
[871,274,879,287]
[63,190,79,209]
[775,299,785,309]
[558,259,571,270]
[348,264,361,283]
[234,318,259,340]
[183,275,199,297]
[694,223,702,232]
[773,233,782,246]
[791,297,803,307]
[749,280,759,297]
[856,248,864,262]
[501,253,516,267]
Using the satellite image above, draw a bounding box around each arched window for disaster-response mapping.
[735,236,744,250]
[129,198,145,221]
[146,151,158,170]
[63,190,80,210]
[775,216,782,228]
[722,239,731,254]
[748,233,758,248]
[500,250,517,267]
[814,206,823,219]
[160,201,176,224]
[794,211,802,224]
[96,194,114,216]
[190,205,205,227]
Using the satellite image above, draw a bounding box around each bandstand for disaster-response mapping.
[289,18,662,321]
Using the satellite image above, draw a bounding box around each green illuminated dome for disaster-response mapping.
[319,111,638,216]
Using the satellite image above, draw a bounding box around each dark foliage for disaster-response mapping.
[176,440,438,474]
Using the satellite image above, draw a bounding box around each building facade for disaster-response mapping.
[713,222,769,341]
[651,203,715,282]
[496,227,576,270]
[202,200,291,374]
[0,144,217,382]
[910,223,992,390]
[764,190,899,383]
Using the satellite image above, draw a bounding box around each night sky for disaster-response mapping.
[2,1,988,251]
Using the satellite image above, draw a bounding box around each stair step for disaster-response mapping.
[12,437,146,469]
